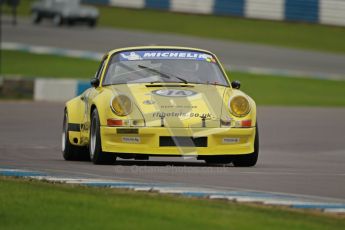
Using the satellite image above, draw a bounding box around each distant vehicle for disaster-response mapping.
[31,0,99,27]
[62,46,259,166]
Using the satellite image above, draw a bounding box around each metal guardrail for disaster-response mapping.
[82,0,345,27]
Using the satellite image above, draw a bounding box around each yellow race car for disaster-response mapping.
[62,46,259,166]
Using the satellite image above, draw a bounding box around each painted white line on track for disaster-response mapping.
[324,208,345,213]
[133,187,155,192]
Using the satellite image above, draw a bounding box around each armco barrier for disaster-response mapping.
[319,0,345,26]
[284,0,319,23]
[245,0,284,21]
[34,79,89,102]
[213,0,245,17]
[171,0,214,14]
[34,79,78,102]
[0,77,34,99]
[82,0,345,26]
[0,76,90,102]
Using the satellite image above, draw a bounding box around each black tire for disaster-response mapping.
[62,111,89,161]
[232,125,259,167]
[67,19,75,26]
[89,109,116,165]
[53,14,63,26]
[88,19,97,28]
[32,11,42,24]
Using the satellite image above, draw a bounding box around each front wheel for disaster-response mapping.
[53,14,63,26]
[89,109,116,165]
[32,11,42,24]
[62,111,89,161]
[232,125,259,167]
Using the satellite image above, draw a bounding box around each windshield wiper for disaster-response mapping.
[138,65,188,84]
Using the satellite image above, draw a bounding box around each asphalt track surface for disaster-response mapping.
[2,18,345,77]
[1,102,344,202]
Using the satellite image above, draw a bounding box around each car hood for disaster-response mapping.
[105,83,229,128]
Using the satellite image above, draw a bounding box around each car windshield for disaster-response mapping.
[102,50,229,86]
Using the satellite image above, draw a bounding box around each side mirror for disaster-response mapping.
[231,80,241,89]
[90,78,100,88]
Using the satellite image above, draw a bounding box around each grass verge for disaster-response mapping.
[2,50,345,106]
[0,176,344,230]
[231,72,345,106]
[8,0,345,54]
[1,50,99,79]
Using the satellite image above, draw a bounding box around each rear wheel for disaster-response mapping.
[62,111,89,161]
[32,11,42,24]
[88,19,97,28]
[53,14,63,26]
[67,19,75,26]
[89,109,116,165]
[232,125,259,167]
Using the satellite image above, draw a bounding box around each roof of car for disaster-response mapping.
[106,46,216,57]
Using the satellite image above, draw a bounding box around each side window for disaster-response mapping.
[95,58,107,80]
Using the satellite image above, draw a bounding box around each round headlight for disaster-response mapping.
[111,95,132,116]
[229,96,251,117]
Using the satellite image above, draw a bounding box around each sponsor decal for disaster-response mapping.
[160,105,197,109]
[143,100,156,105]
[222,138,240,144]
[152,89,197,97]
[119,50,216,63]
[152,112,212,118]
[120,52,142,61]
[122,137,140,144]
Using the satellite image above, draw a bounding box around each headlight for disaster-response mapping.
[111,95,132,116]
[229,96,251,117]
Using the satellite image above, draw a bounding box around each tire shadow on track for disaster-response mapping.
[113,160,233,168]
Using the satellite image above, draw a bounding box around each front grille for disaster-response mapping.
[159,136,207,147]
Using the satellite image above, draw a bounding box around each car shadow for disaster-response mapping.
[113,159,233,167]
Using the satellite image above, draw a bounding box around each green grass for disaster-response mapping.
[1,50,99,79]
[0,177,344,230]
[231,72,345,106]
[2,0,33,16]
[9,0,345,54]
[2,50,345,106]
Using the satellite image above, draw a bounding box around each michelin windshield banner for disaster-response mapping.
[119,50,217,63]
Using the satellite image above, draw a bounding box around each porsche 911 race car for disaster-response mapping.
[62,46,259,166]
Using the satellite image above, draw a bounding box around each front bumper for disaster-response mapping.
[100,126,256,156]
